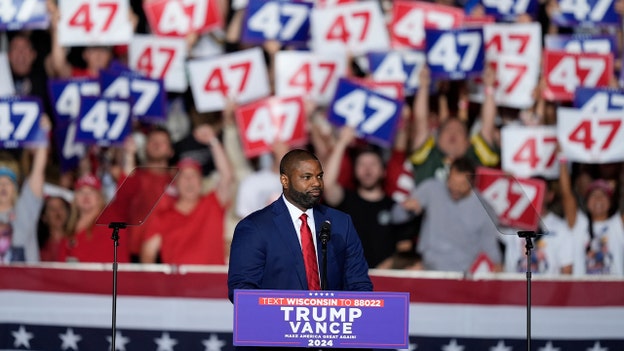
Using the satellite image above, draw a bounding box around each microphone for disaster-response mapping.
[320,220,331,245]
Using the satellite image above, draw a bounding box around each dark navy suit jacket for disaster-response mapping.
[228,196,373,302]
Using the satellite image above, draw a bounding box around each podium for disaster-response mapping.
[233,289,410,349]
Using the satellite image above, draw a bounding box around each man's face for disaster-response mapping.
[354,153,384,190]
[175,167,203,201]
[83,47,112,71]
[438,119,470,160]
[8,37,36,76]
[145,131,173,163]
[446,168,472,201]
[281,159,324,211]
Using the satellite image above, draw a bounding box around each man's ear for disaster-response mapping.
[280,174,288,189]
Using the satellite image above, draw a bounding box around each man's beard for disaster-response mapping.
[286,187,321,209]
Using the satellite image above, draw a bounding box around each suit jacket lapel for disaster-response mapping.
[271,198,308,288]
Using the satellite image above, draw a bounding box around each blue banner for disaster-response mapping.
[233,290,409,349]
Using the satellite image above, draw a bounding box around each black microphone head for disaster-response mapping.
[320,220,331,244]
[321,220,331,232]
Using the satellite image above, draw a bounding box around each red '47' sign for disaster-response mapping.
[235,96,308,158]
[474,167,545,232]
[144,0,222,37]
[390,1,463,49]
[543,50,612,102]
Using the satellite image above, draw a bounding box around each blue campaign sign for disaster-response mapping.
[53,121,85,173]
[233,290,409,349]
[100,69,167,123]
[75,97,132,146]
[241,0,312,46]
[552,0,619,26]
[426,27,484,80]
[0,0,49,30]
[0,96,46,148]
[481,0,538,21]
[327,78,403,148]
[367,50,426,96]
[545,33,618,57]
[48,78,100,125]
[574,87,624,111]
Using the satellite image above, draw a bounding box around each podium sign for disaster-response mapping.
[233,290,409,348]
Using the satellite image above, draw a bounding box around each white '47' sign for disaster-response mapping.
[557,107,624,163]
[58,0,133,46]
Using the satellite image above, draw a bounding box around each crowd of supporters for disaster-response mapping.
[1,0,623,277]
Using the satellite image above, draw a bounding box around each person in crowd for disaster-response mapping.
[37,195,71,262]
[46,1,134,78]
[500,177,574,275]
[393,157,503,272]
[0,119,49,263]
[8,31,51,103]
[559,159,624,276]
[408,66,499,185]
[228,149,373,302]
[119,125,177,262]
[140,124,234,265]
[172,107,221,178]
[323,125,413,268]
[57,174,130,263]
[234,141,288,219]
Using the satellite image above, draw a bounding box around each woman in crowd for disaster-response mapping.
[57,174,130,263]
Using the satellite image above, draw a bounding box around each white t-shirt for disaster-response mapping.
[501,212,574,275]
[571,210,624,276]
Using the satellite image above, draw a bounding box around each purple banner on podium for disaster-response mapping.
[233,290,409,348]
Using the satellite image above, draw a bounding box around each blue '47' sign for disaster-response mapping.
[0,96,46,148]
[327,78,403,148]
[241,0,312,46]
[100,69,167,123]
[75,97,132,147]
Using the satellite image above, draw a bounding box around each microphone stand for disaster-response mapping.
[517,230,537,351]
[320,236,329,290]
[109,222,126,351]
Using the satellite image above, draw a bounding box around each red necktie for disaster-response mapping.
[300,213,320,290]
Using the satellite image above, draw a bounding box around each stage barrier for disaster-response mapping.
[2,263,623,351]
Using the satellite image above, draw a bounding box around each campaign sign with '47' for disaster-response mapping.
[474,167,545,232]
[233,290,409,349]
[327,78,403,148]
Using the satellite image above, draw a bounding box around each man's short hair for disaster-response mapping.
[279,149,318,176]
[450,156,476,175]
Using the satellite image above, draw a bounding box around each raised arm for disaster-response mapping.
[193,124,235,206]
[46,0,72,78]
[323,126,356,207]
[478,66,497,146]
[558,156,578,229]
[411,67,431,151]
[27,115,50,198]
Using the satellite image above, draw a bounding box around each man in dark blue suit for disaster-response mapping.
[228,149,373,302]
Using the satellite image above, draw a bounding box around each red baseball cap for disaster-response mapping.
[585,179,614,198]
[74,174,102,191]
[176,158,202,173]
